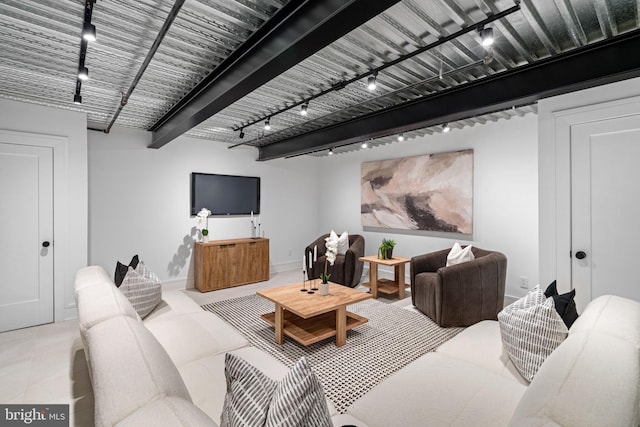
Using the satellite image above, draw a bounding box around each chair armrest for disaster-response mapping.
[343,236,365,287]
[410,249,449,276]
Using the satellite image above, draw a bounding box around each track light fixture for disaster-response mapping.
[443,123,451,133]
[300,103,308,116]
[480,27,494,47]
[361,141,368,149]
[328,148,334,155]
[239,128,245,139]
[398,133,405,142]
[83,23,96,42]
[264,118,271,130]
[367,71,377,91]
[78,66,89,81]
[73,93,82,105]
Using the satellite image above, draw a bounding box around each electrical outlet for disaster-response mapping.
[519,276,529,289]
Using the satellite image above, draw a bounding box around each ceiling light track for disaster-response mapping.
[228,3,520,148]
[73,0,97,105]
[102,0,186,133]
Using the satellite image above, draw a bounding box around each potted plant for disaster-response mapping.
[378,238,396,260]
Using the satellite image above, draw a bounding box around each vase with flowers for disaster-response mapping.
[320,234,338,295]
[195,208,212,242]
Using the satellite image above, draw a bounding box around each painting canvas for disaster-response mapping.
[361,149,473,234]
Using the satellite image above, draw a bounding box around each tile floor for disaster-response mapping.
[0,269,412,426]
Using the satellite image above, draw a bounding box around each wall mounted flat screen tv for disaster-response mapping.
[191,173,260,216]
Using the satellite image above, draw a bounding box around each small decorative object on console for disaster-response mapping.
[195,208,211,242]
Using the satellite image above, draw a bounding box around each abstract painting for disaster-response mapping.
[361,149,473,234]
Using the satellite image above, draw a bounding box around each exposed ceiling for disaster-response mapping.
[1,0,640,160]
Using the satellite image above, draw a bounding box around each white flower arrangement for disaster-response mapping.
[321,235,339,283]
[195,208,212,236]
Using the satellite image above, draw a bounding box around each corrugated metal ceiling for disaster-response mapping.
[0,0,638,156]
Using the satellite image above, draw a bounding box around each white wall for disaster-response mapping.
[0,98,88,321]
[316,114,539,299]
[88,127,320,287]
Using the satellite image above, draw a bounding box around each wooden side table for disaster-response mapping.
[359,255,411,299]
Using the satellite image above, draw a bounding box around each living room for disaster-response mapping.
[2,0,640,426]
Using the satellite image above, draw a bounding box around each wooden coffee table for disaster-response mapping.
[256,282,372,347]
[360,255,411,299]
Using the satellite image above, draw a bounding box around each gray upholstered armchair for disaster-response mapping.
[305,234,365,288]
[410,246,507,327]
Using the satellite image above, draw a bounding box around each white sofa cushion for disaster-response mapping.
[347,352,526,427]
[76,279,140,336]
[86,316,191,427]
[569,294,640,344]
[115,397,218,427]
[436,320,527,385]
[143,290,203,322]
[144,311,249,367]
[508,332,640,427]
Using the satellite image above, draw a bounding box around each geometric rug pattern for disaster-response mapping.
[202,295,463,413]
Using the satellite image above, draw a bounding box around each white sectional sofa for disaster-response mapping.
[75,265,640,426]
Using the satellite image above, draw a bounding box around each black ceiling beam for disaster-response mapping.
[258,29,640,161]
[148,0,401,149]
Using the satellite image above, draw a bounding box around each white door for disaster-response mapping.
[0,142,54,332]
[571,114,640,309]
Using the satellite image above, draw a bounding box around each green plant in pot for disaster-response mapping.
[378,238,396,260]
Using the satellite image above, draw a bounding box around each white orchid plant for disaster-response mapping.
[195,208,212,236]
[321,235,338,284]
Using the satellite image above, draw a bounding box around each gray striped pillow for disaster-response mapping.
[266,357,332,427]
[221,353,276,427]
[498,286,569,381]
[119,263,161,319]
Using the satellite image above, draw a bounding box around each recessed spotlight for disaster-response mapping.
[78,66,89,81]
[73,93,82,104]
[443,123,451,133]
[397,133,405,142]
[367,72,377,91]
[480,27,494,47]
[264,119,271,131]
[300,103,308,116]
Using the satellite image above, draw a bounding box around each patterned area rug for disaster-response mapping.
[202,295,463,413]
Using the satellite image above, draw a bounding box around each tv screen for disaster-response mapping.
[191,173,260,216]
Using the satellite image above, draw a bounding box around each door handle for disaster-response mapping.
[42,241,50,248]
[575,251,586,260]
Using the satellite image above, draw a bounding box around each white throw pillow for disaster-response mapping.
[446,242,475,266]
[498,286,569,382]
[119,263,161,319]
[337,231,349,255]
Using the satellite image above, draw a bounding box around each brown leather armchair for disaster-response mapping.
[305,234,365,288]
[410,246,507,327]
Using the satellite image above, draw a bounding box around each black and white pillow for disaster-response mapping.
[498,286,569,381]
[221,354,332,427]
[544,281,579,328]
[266,357,332,427]
[119,262,161,319]
[114,254,139,287]
[220,353,276,427]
